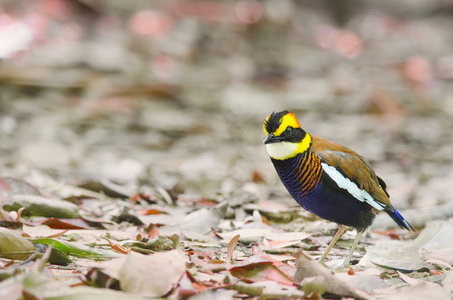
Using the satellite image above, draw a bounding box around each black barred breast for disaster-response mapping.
[271,151,376,230]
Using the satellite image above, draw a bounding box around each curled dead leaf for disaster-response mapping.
[227,234,240,263]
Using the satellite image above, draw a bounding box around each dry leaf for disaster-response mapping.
[104,238,131,254]
[0,227,35,260]
[99,249,188,297]
[294,251,371,300]
[227,234,240,263]
[368,220,453,271]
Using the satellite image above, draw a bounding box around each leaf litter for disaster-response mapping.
[1,1,453,299]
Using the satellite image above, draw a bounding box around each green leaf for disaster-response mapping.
[48,247,73,265]
[32,238,121,259]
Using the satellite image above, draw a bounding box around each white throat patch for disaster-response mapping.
[266,142,298,160]
[321,163,385,211]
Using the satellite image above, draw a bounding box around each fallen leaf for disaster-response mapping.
[218,228,310,244]
[397,271,437,287]
[0,227,35,260]
[80,179,135,198]
[84,268,121,290]
[251,170,265,183]
[227,234,240,263]
[139,208,168,215]
[16,207,25,221]
[47,247,73,265]
[2,195,79,218]
[148,223,160,239]
[104,238,131,254]
[420,248,453,266]
[0,271,147,300]
[49,181,105,201]
[98,249,188,297]
[342,273,388,293]
[129,235,179,251]
[22,224,68,239]
[368,220,453,271]
[177,202,228,234]
[229,254,293,286]
[0,210,22,229]
[40,218,90,229]
[263,239,300,249]
[0,209,8,221]
[294,251,371,300]
[217,228,270,240]
[178,271,209,297]
[32,238,121,259]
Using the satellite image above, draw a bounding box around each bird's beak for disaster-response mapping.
[263,133,283,144]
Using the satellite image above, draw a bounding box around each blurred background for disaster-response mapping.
[0,0,452,212]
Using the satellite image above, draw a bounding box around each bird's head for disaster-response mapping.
[263,111,312,160]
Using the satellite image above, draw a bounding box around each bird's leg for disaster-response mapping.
[318,224,347,266]
[336,229,365,271]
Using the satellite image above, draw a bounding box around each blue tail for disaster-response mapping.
[386,205,414,231]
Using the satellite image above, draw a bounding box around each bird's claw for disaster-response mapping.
[318,258,349,272]
[334,263,350,272]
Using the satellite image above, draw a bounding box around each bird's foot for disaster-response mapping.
[334,263,350,272]
[317,258,328,268]
[318,259,349,271]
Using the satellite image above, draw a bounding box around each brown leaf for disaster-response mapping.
[148,223,159,239]
[179,271,208,298]
[134,223,160,240]
[104,238,131,255]
[140,208,168,215]
[229,254,293,286]
[45,229,69,239]
[0,209,7,221]
[40,218,90,230]
[227,234,240,263]
[251,170,265,183]
[16,207,25,221]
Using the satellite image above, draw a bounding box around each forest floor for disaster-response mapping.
[1,1,453,299]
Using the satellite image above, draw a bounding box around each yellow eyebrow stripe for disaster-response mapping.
[263,114,272,135]
[274,113,300,136]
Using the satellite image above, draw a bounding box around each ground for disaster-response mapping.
[1,1,453,299]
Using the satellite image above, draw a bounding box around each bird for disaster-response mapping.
[263,110,414,270]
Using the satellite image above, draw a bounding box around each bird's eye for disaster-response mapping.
[284,127,292,136]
